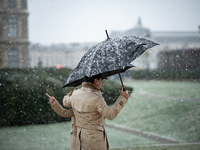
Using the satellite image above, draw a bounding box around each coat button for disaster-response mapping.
[119,101,123,105]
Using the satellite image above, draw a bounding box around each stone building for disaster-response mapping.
[29,42,94,69]
[110,18,200,70]
[29,17,200,70]
[0,0,29,68]
[29,44,68,68]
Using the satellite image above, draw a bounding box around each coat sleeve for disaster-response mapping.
[96,95,128,120]
[49,99,74,118]
[63,93,73,108]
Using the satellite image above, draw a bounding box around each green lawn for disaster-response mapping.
[0,122,159,150]
[125,80,200,98]
[0,123,71,150]
[106,80,200,143]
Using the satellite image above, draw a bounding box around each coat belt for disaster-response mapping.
[76,122,104,132]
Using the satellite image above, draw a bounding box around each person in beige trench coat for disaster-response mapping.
[63,74,129,150]
[46,94,77,150]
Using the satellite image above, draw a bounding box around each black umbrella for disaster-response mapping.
[62,31,158,88]
[62,63,134,88]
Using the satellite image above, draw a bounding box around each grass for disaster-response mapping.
[0,122,159,150]
[0,122,71,150]
[106,80,200,143]
[125,80,200,98]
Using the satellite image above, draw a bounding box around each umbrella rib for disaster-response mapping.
[149,48,154,51]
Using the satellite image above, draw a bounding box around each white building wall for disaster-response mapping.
[29,43,91,69]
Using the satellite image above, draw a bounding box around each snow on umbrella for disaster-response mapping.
[62,31,158,88]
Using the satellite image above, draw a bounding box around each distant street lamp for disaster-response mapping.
[145,32,150,81]
[198,25,200,82]
[198,25,200,33]
[145,52,150,81]
[38,57,42,68]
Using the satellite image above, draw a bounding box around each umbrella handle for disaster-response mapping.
[122,86,126,91]
[118,72,126,91]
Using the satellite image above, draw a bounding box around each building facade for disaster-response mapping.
[29,17,200,70]
[29,42,94,69]
[0,0,29,68]
[110,18,200,70]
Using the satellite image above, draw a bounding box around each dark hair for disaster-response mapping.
[85,74,102,83]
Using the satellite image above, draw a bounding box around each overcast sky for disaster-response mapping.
[27,0,200,45]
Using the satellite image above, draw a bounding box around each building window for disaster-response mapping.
[21,0,27,9]
[8,0,16,8]
[9,17,17,37]
[0,19,2,37]
[10,48,19,68]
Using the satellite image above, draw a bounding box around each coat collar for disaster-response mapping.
[82,82,101,91]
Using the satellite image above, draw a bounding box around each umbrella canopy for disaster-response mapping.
[62,63,134,88]
[86,35,158,64]
[62,35,158,88]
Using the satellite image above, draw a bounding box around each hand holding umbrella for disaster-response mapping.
[120,86,129,99]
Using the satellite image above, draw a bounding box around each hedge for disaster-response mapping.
[129,69,200,80]
[0,68,133,127]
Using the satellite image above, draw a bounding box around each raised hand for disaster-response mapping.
[46,93,56,103]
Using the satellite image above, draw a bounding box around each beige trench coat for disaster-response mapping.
[63,82,128,150]
[49,99,77,150]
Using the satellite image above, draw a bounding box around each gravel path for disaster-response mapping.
[110,142,200,149]
[135,93,200,101]
[106,124,178,143]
